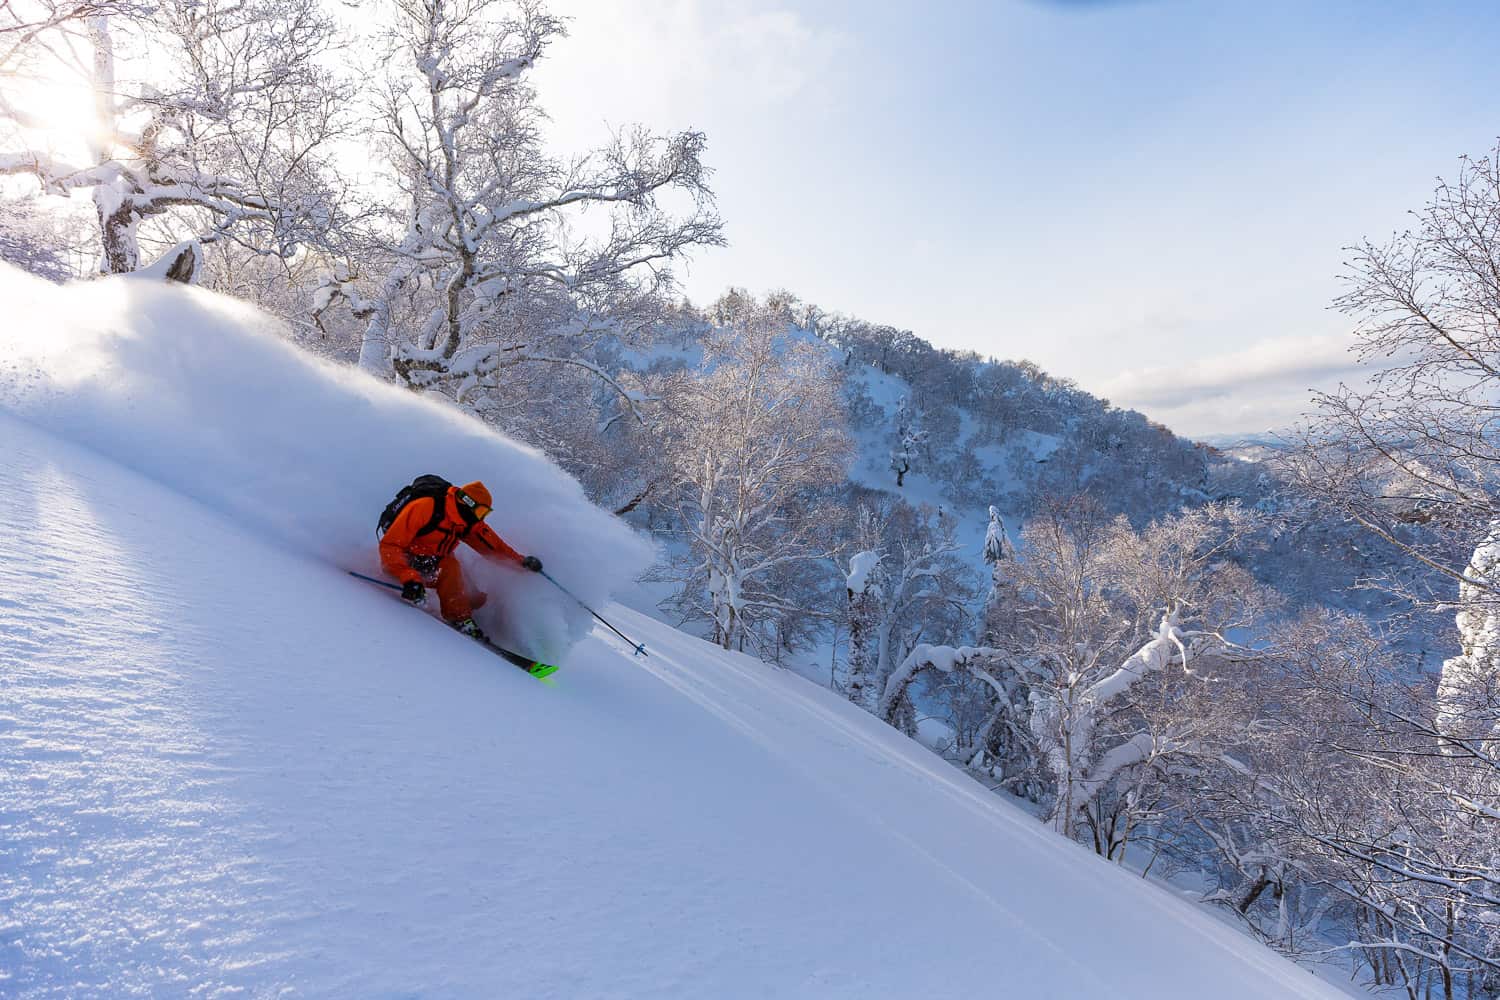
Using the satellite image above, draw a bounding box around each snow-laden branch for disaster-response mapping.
[1083,614,1184,705]
[879,644,1002,724]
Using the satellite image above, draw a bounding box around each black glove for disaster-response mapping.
[522,555,543,573]
[401,580,426,603]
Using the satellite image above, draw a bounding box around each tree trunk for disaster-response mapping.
[845,589,875,707]
[95,193,139,273]
[89,17,137,274]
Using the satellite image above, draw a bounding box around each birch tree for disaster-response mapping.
[315,0,723,413]
[1286,142,1500,613]
[843,508,885,708]
[1274,144,1500,986]
[1198,610,1500,995]
[0,2,145,74]
[0,0,349,274]
[908,500,1271,851]
[661,301,850,653]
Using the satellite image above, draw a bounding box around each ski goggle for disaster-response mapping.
[456,491,492,521]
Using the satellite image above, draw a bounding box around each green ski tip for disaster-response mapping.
[528,662,559,679]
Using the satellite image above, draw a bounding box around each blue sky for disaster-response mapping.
[535,0,1500,436]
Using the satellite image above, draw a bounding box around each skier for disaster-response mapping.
[379,479,543,641]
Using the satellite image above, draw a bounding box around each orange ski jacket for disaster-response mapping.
[378,487,525,584]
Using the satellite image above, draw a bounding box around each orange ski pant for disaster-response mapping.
[422,554,475,622]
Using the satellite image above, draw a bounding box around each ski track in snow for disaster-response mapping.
[0,410,1356,998]
[618,611,1345,999]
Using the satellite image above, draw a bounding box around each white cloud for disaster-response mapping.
[1090,332,1369,438]
[1098,332,1359,408]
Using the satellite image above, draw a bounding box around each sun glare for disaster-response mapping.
[7,69,107,165]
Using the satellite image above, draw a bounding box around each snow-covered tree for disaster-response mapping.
[940,504,1039,791]
[1,1,349,274]
[843,509,885,708]
[1272,145,1500,986]
[889,394,924,488]
[877,643,1007,752]
[1287,142,1500,614]
[1199,610,1500,993]
[314,0,722,413]
[1438,522,1500,746]
[0,190,88,278]
[661,300,850,653]
[842,500,977,719]
[0,2,144,73]
[998,500,1269,849]
[980,505,1017,639]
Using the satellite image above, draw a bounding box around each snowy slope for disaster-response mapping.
[0,409,1356,998]
[0,268,1356,997]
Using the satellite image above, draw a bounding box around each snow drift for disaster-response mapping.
[0,264,652,658]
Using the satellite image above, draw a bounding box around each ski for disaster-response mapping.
[472,636,559,679]
[346,570,559,681]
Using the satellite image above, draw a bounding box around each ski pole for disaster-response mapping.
[353,567,646,658]
[349,569,402,591]
[539,569,647,657]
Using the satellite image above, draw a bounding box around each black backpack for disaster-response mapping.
[377,474,452,538]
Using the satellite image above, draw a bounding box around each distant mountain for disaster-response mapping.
[1195,431,1291,452]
